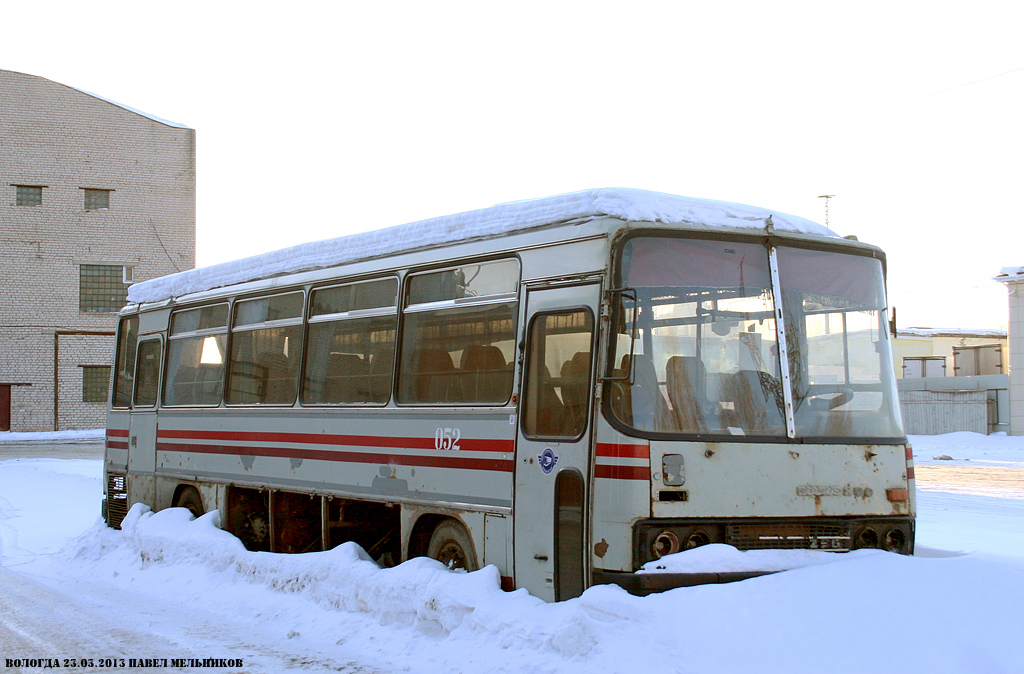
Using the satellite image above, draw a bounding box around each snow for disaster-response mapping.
[73,87,190,129]
[0,428,104,444]
[638,543,882,574]
[2,432,1023,673]
[127,188,837,305]
[898,327,1007,338]
[995,266,1024,281]
[911,431,1024,467]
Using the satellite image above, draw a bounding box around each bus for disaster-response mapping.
[103,188,914,601]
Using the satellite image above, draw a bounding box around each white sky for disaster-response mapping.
[5,1,1021,329]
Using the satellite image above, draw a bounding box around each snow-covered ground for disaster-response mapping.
[2,433,1023,673]
[0,428,104,444]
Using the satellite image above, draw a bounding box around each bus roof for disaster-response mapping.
[127,188,837,305]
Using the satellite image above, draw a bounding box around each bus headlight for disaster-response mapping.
[855,526,878,550]
[883,527,907,553]
[652,531,681,558]
[684,529,711,550]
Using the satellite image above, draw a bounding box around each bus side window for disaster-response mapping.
[302,278,398,406]
[522,310,594,438]
[164,305,229,407]
[399,260,519,406]
[227,292,304,406]
[133,339,162,407]
[112,316,139,408]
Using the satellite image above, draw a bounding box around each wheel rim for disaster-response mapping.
[435,540,468,569]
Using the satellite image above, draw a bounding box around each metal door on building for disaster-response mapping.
[0,385,10,431]
[514,283,600,601]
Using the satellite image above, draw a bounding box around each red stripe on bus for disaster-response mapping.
[157,429,513,454]
[106,441,129,450]
[107,428,129,438]
[157,442,514,473]
[594,464,650,480]
[595,442,649,459]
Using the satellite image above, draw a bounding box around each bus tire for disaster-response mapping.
[174,486,204,519]
[427,519,478,572]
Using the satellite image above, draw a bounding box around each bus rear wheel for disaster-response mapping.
[427,519,478,572]
[173,486,204,519]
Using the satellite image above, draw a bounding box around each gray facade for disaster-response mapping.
[1,69,195,431]
[996,268,1024,435]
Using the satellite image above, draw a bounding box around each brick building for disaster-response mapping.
[1,69,195,431]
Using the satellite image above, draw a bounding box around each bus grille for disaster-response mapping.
[107,473,129,529]
[726,522,851,551]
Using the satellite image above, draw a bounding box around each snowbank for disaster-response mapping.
[50,503,1024,674]
[127,188,836,305]
[638,543,881,574]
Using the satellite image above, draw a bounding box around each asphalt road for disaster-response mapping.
[0,441,103,461]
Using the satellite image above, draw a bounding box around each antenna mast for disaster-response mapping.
[818,194,835,227]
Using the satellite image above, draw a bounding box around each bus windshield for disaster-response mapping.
[608,235,903,441]
[776,245,902,439]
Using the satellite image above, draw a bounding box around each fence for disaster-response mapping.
[897,374,1008,435]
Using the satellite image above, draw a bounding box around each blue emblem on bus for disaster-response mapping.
[538,448,559,474]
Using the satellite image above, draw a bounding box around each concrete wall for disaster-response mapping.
[1008,281,1024,435]
[0,69,195,430]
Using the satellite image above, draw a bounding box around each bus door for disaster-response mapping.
[127,338,163,483]
[514,283,600,602]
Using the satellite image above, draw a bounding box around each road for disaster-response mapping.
[0,440,104,461]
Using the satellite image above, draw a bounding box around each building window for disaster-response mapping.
[903,356,946,378]
[80,264,130,313]
[84,188,111,210]
[82,366,111,403]
[952,344,1004,376]
[15,185,43,206]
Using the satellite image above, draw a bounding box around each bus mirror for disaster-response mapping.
[889,306,897,338]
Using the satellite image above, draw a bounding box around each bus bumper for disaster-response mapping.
[591,568,774,596]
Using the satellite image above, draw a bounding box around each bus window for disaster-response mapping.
[227,292,304,405]
[303,278,398,405]
[399,260,518,405]
[775,247,902,439]
[112,316,139,408]
[611,237,784,437]
[164,304,229,406]
[522,310,594,438]
[133,339,161,407]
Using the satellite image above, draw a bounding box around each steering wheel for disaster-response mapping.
[805,387,854,411]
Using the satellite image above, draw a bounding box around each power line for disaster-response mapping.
[900,66,1024,104]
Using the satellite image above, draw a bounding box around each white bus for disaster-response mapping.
[104,189,914,600]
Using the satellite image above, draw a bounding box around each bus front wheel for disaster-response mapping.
[173,486,204,519]
[427,519,478,572]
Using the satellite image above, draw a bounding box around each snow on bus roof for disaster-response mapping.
[128,188,836,305]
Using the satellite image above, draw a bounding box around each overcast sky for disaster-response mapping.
[5,1,1021,329]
